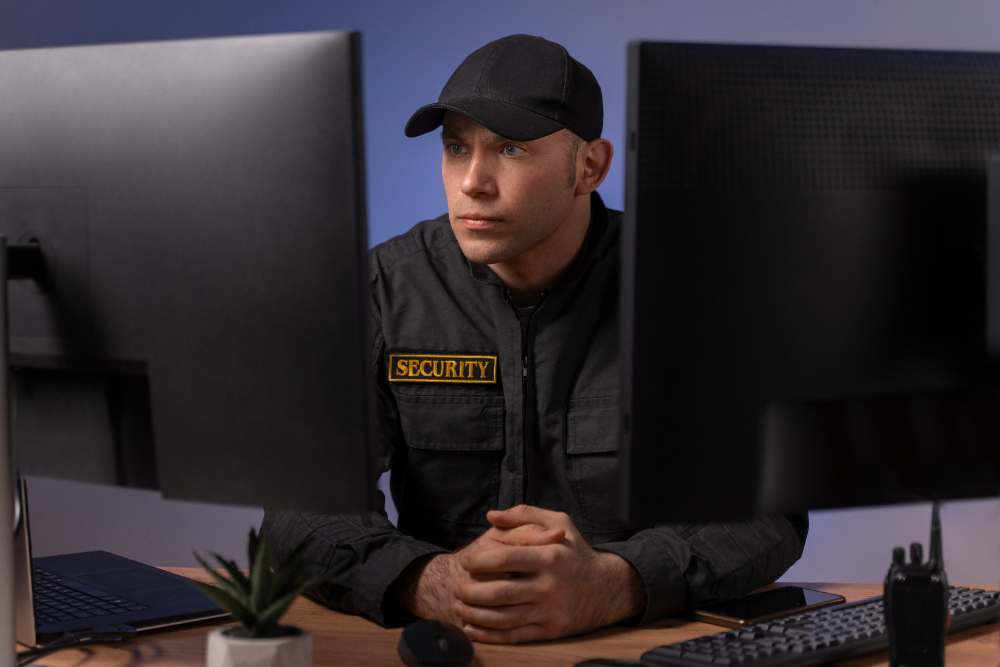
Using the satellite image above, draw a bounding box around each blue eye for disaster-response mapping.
[503,145,524,157]
[447,144,465,155]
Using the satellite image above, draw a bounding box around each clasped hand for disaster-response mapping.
[401,505,645,644]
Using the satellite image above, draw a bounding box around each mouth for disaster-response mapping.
[457,215,503,231]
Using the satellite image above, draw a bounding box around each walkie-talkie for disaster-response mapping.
[884,502,949,667]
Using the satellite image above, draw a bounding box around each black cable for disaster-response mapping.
[17,625,137,667]
[18,636,125,667]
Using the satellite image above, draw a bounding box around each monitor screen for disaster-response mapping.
[0,32,376,514]
[621,42,1000,524]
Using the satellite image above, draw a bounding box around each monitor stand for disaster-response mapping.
[0,236,20,665]
[0,238,48,662]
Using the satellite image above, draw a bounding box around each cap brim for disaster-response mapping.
[404,98,566,141]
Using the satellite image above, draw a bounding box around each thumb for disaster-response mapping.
[488,504,564,530]
[492,523,566,546]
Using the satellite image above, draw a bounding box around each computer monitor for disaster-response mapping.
[620,41,1000,525]
[0,31,376,514]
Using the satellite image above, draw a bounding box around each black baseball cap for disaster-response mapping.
[404,34,603,142]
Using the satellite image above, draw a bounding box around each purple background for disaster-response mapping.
[4,0,999,582]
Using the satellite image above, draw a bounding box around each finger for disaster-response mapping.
[488,505,569,531]
[453,600,535,630]
[463,622,547,644]
[462,545,552,574]
[491,524,565,547]
[453,579,535,607]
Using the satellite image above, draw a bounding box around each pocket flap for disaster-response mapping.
[397,395,504,451]
[566,396,619,454]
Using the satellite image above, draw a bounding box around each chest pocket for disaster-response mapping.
[566,396,627,533]
[396,394,504,536]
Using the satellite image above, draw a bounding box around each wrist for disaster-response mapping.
[391,552,459,622]
[391,553,436,616]
[595,551,647,623]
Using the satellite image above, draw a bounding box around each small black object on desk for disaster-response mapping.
[884,502,949,667]
[397,619,474,667]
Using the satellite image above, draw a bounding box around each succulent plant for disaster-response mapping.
[191,528,326,638]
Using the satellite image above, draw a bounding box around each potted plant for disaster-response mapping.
[191,528,327,667]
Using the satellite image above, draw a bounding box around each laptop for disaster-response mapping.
[14,479,229,646]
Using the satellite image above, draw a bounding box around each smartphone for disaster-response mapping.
[692,586,846,628]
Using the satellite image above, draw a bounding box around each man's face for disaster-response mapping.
[441,111,579,267]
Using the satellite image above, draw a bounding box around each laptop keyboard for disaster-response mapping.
[32,567,148,625]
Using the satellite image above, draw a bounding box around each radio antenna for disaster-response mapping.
[928,501,943,571]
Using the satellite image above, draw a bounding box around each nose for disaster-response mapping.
[461,152,497,197]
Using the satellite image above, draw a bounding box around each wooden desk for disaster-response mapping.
[28,573,999,667]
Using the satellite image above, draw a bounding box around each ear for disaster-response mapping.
[575,138,614,196]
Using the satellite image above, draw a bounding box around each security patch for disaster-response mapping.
[388,352,497,384]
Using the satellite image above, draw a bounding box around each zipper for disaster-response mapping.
[518,304,530,505]
[514,292,546,505]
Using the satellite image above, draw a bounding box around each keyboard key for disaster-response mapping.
[684,653,715,663]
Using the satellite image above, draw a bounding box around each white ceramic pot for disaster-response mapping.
[207,626,312,667]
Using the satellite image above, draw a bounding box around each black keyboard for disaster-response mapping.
[578,586,999,667]
[32,567,148,625]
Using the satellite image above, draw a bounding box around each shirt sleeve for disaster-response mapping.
[597,514,809,625]
[260,504,444,626]
[259,274,447,627]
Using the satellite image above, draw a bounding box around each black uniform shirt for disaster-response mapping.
[262,192,808,626]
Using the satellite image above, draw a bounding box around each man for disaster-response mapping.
[262,34,807,644]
